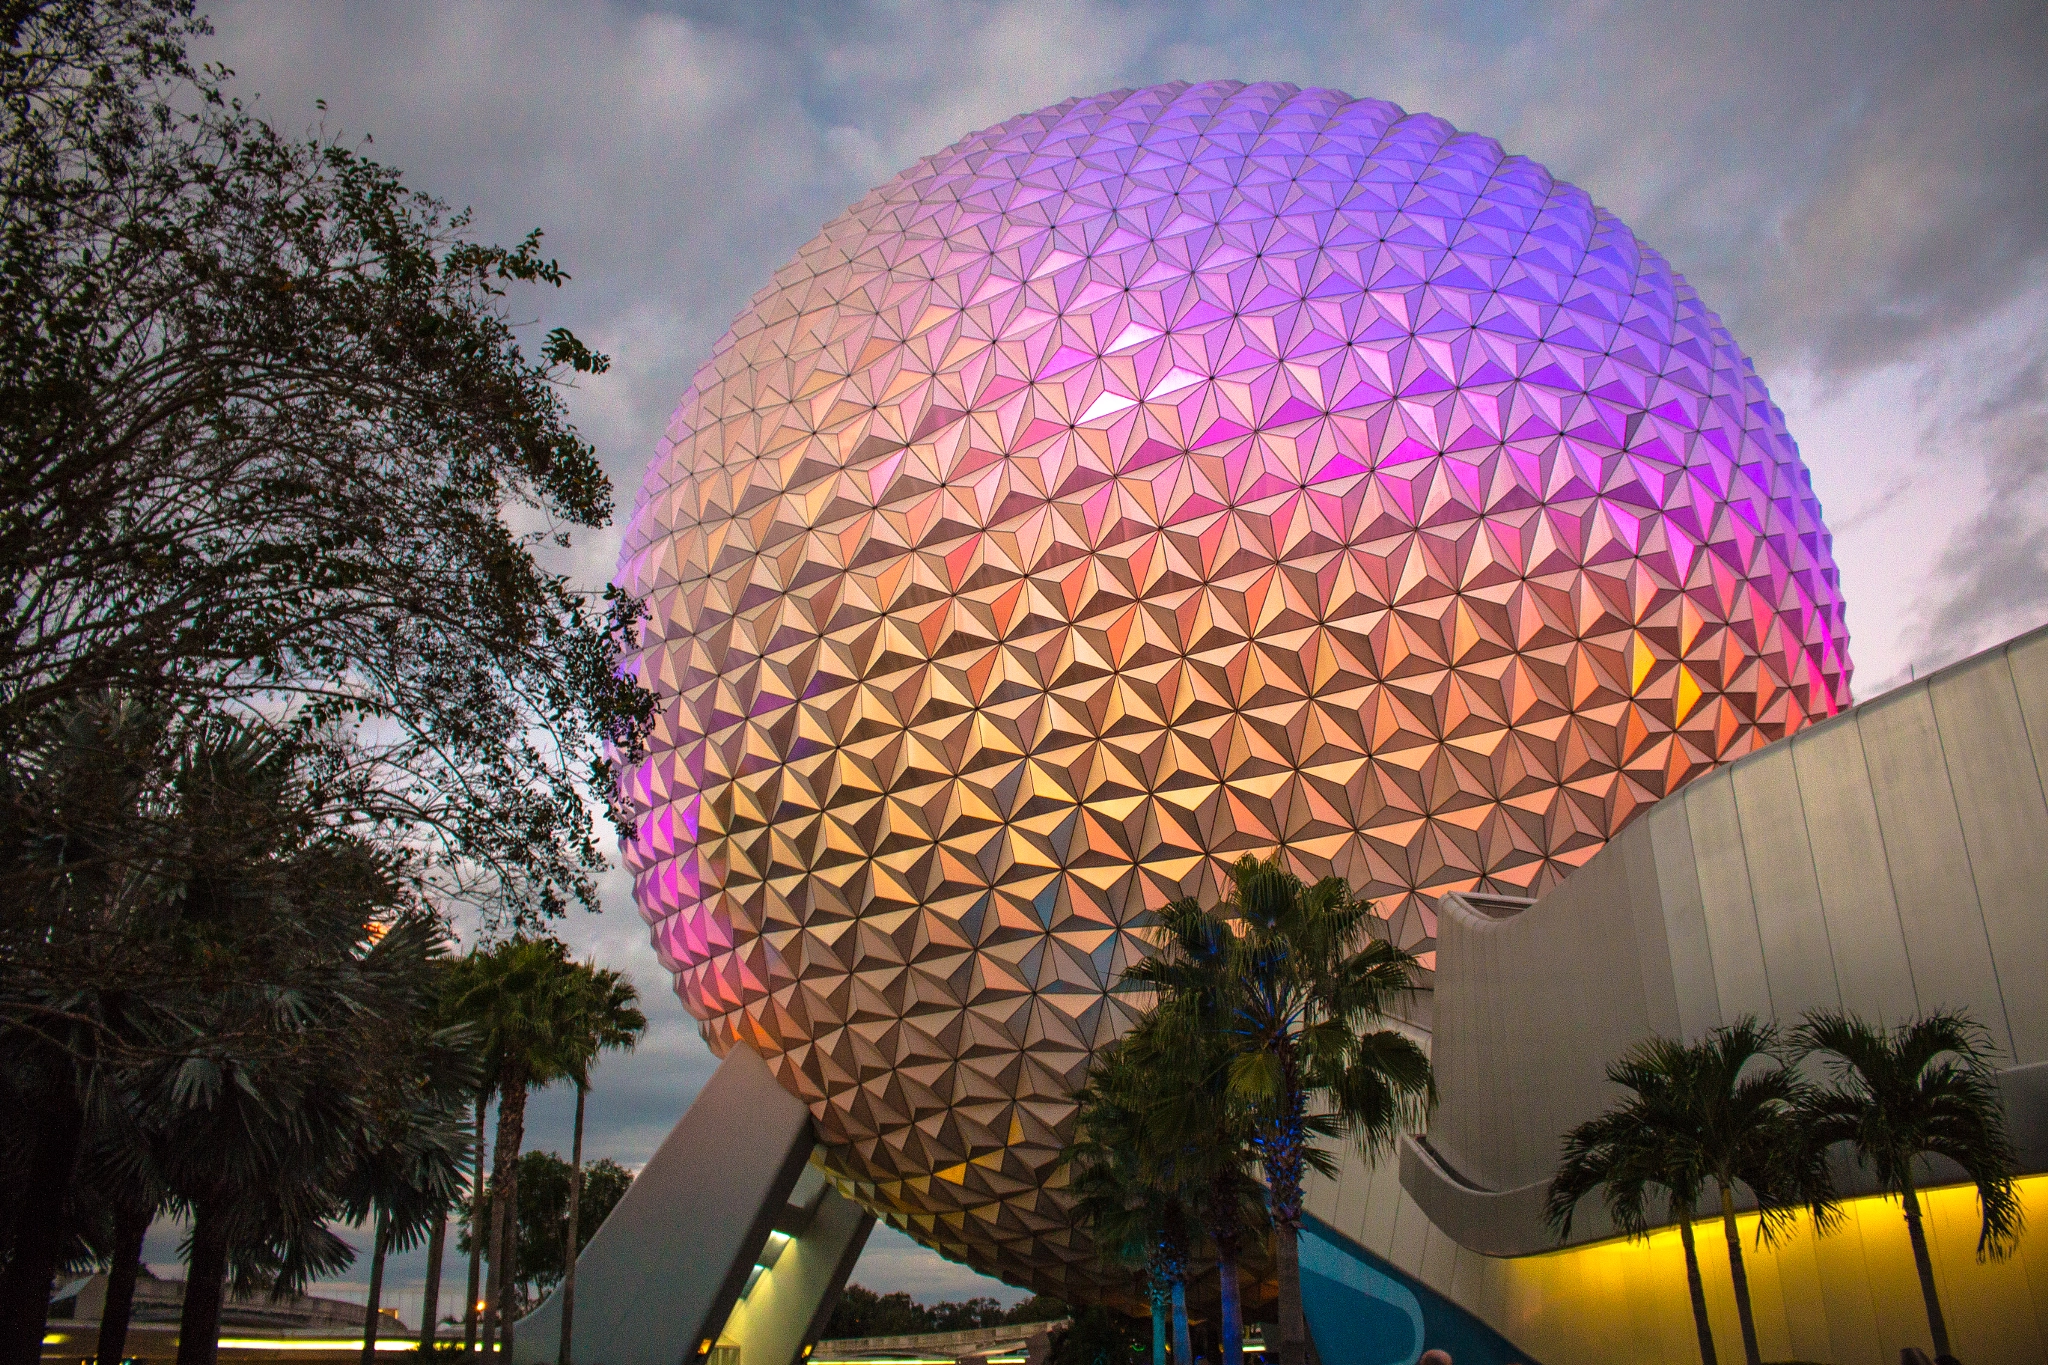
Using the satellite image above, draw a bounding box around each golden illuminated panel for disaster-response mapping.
[614,82,1852,1293]
[1313,1174,2048,1363]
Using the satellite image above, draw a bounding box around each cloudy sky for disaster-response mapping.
[138,0,2047,1317]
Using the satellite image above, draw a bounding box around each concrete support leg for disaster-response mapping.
[515,1047,872,1365]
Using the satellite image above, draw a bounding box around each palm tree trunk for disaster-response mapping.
[1671,1207,1717,1365]
[1715,1180,1761,1365]
[1272,1222,1306,1365]
[485,1072,530,1356]
[1215,1237,1243,1365]
[175,1196,231,1365]
[1900,1174,1952,1359]
[1148,1286,1167,1365]
[95,1204,151,1365]
[419,1209,448,1354]
[0,1091,85,1365]
[559,1083,586,1365]
[466,1092,489,1355]
[361,1210,390,1365]
[1169,1278,1192,1365]
[1203,1173,1246,1365]
[499,1158,521,1357]
[1266,1049,1309,1365]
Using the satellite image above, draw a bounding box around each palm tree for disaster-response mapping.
[554,963,646,1365]
[117,718,443,1365]
[459,1086,492,1355]
[335,1015,478,1365]
[1547,1054,1720,1364]
[91,1202,156,1365]
[1545,1020,1837,1365]
[1118,961,1263,1365]
[1794,1009,2021,1361]
[416,1207,451,1355]
[1127,856,1432,1365]
[1066,1041,1195,1365]
[0,693,167,1365]
[442,937,584,1357]
[148,896,444,1365]
[72,1082,169,1365]
[409,959,485,1356]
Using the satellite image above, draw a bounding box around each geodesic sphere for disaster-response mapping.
[614,81,1852,1294]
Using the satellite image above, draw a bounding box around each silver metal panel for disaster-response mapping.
[2008,628,2048,781]
[1478,904,1526,1183]
[1406,625,2048,1271]
[1789,716,1917,1021]
[1417,1218,1459,1295]
[1622,818,1683,1039]
[1645,797,1722,1037]
[1514,838,1649,1189]
[1423,896,1488,1179]
[1491,880,1540,1183]
[1855,685,2011,1056]
[1931,653,2048,1062]
[1477,917,1511,1178]
[1478,898,1515,1179]
[1683,779,1774,1020]
[1728,743,1839,1014]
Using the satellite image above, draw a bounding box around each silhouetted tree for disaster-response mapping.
[1796,1009,2021,1362]
[1128,857,1431,1365]
[459,1152,634,1314]
[442,940,585,1355]
[1547,1020,1837,1365]
[3,0,651,1348]
[553,964,644,1364]
[1065,1040,1195,1365]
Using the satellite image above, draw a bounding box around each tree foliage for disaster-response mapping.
[1,0,652,922]
[822,1286,1068,1340]
[1044,1305,1148,1365]
[1795,1009,2020,1256]
[0,705,480,1365]
[1545,1021,1832,1247]
[457,1150,632,1312]
[1795,1008,2020,1360]
[1545,1019,1838,1365]
[1123,855,1430,1365]
[0,5,655,1358]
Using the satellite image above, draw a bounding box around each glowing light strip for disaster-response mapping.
[44,1332,492,1352]
[217,1340,423,1352]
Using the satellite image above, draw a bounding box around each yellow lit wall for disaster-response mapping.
[1308,1148,2048,1364]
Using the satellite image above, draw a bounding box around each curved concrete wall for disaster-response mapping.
[1298,624,2048,1364]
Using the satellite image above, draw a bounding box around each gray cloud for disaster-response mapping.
[1891,298,2048,686]
[185,0,2047,1300]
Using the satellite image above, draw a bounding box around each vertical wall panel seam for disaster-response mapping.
[1998,642,2048,802]
[1999,639,2048,897]
[1665,799,1721,1034]
[1679,786,1724,1032]
[1996,640,2048,1072]
[1786,733,1848,1012]
[1722,760,1778,1018]
[1925,674,2021,1057]
[1853,711,1921,1017]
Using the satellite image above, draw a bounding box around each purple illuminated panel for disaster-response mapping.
[614,81,1852,1294]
